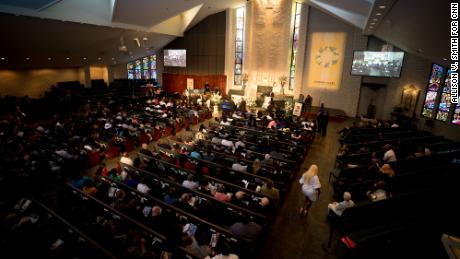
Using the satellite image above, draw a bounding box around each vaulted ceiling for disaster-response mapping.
[0,0,451,69]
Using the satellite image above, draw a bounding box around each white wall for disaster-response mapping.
[301,8,368,116]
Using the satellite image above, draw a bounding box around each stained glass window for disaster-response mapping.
[234,7,245,86]
[289,3,302,90]
[127,55,157,80]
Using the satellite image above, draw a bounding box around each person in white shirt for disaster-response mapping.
[235,138,245,150]
[182,174,199,190]
[299,164,321,216]
[231,161,247,173]
[120,152,133,166]
[328,192,355,216]
[137,179,151,194]
[382,144,397,163]
[221,139,235,152]
[367,180,388,202]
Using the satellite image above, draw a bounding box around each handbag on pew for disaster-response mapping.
[341,236,357,249]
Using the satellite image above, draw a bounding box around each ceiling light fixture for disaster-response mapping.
[48,57,52,60]
[83,57,87,60]
[98,57,102,60]
[1,57,5,60]
[66,57,70,60]
[443,57,448,61]
[376,13,382,16]
[25,57,30,60]
[373,18,378,21]
[112,57,115,60]
[379,5,386,9]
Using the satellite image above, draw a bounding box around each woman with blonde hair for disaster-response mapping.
[251,159,261,174]
[299,164,321,216]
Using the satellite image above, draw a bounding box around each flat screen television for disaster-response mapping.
[351,51,404,77]
[164,49,186,67]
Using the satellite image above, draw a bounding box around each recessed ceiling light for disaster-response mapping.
[48,57,52,60]
[66,57,70,60]
[111,57,115,60]
[373,18,378,21]
[443,57,448,61]
[83,57,87,60]
[1,57,5,60]
[379,5,386,9]
[98,57,102,60]
[376,13,382,16]
[25,57,30,60]
[370,22,375,25]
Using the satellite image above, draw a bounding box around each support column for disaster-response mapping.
[84,65,91,88]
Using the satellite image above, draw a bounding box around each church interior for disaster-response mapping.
[0,0,459,258]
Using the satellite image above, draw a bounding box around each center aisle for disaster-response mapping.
[257,120,350,259]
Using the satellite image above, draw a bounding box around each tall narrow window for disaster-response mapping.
[234,7,245,85]
[289,2,302,90]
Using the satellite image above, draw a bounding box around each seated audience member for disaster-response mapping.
[164,187,178,205]
[259,180,280,202]
[82,179,98,196]
[267,119,277,129]
[230,216,263,242]
[190,149,202,159]
[108,168,122,182]
[211,186,232,202]
[367,180,388,202]
[96,163,109,177]
[221,139,235,153]
[235,138,245,150]
[139,143,152,156]
[136,178,151,194]
[147,206,166,233]
[124,173,139,188]
[175,193,197,213]
[205,240,239,259]
[327,192,355,216]
[233,191,249,207]
[382,144,397,163]
[250,159,261,174]
[182,174,199,190]
[232,160,248,173]
[120,152,134,166]
[261,154,273,166]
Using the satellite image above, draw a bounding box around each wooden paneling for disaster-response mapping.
[162,73,226,94]
[162,11,226,75]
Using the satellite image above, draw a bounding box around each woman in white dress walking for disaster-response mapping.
[299,164,321,216]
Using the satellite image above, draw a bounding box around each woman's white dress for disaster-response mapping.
[299,175,321,201]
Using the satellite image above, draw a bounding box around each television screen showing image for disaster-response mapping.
[428,64,445,92]
[351,51,404,77]
[452,105,460,125]
[164,49,186,67]
[128,71,134,79]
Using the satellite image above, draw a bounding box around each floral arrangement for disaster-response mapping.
[278,75,288,87]
[247,97,257,108]
[284,97,294,114]
[210,92,222,106]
